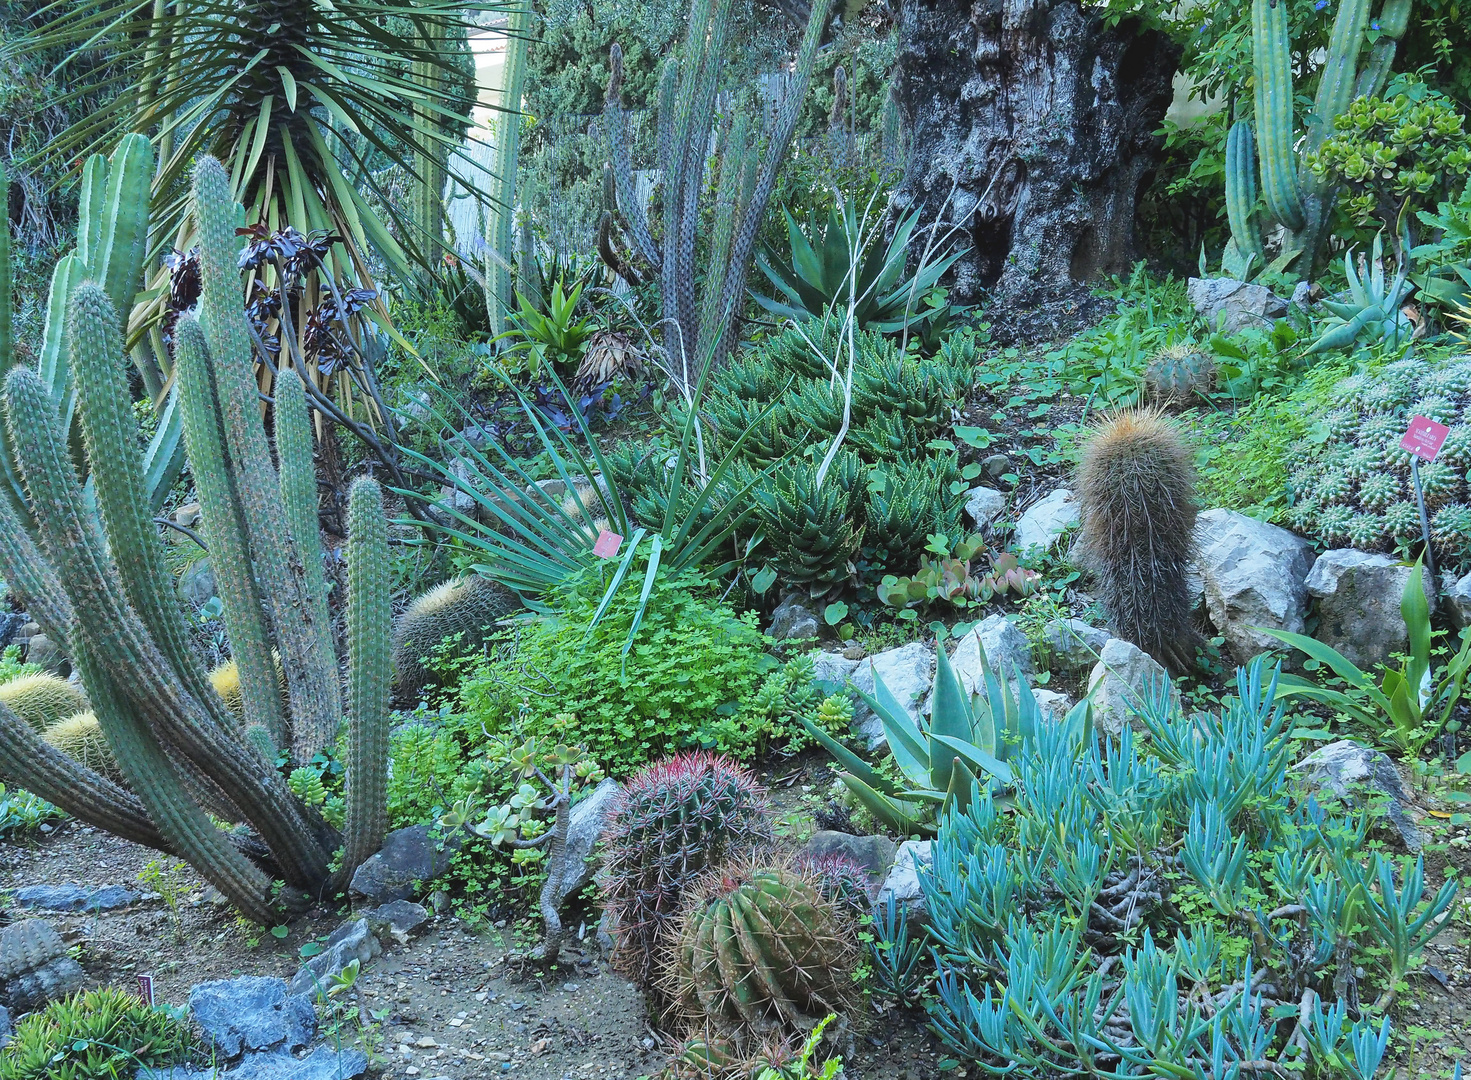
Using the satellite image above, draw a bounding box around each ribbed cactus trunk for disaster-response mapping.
[410,11,449,271]
[0,156,394,923]
[601,0,834,383]
[485,3,533,337]
[341,477,390,880]
[1224,0,1413,279]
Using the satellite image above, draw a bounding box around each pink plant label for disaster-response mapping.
[593,530,623,559]
[1400,415,1450,462]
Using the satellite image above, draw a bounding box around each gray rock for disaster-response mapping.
[1033,688,1074,723]
[1013,489,1078,553]
[810,650,862,693]
[1445,571,1471,629]
[546,777,622,908]
[1292,739,1423,851]
[288,919,381,999]
[1087,638,1179,736]
[177,557,218,608]
[228,1046,369,1080]
[1305,549,1436,671]
[964,487,1007,532]
[933,617,1032,714]
[850,642,934,750]
[437,457,482,519]
[348,825,464,906]
[0,919,84,1011]
[10,884,138,912]
[188,977,316,1059]
[981,453,1011,479]
[1195,508,1315,663]
[1187,277,1289,334]
[768,595,821,641]
[876,840,933,923]
[801,831,898,886]
[362,900,430,940]
[23,634,63,674]
[0,1004,10,1050]
[1041,619,1109,675]
[134,1067,221,1080]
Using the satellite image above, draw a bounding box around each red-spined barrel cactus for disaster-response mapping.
[598,752,773,993]
[664,859,858,1037]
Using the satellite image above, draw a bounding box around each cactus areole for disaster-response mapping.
[0,158,391,924]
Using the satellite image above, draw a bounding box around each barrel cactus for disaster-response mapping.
[665,860,858,1037]
[41,712,121,784]
[1143,344,1214,407]
[391,573,523,704]
[0,157,391,923]
[599,752,774,992]
[0,674,88,733]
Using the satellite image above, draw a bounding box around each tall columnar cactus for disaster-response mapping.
[602,0,834,379]
[343,477,390,875]
[1224,0,1413,279]
[1,136,183,520]
[484,3,533,337]
[0,156,392,923]
[1076,409,1201,674]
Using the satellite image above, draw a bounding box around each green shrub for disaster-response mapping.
[457,565,773,774]
[0,782,63,837]
[0,987,196,1080]
[386,716,481,828]
[0,645,38,685]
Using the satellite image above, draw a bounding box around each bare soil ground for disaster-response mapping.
[0,824,948,1079]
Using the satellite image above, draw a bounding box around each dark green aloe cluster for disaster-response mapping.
[611,321,978,597]
[1286,356,1471,566]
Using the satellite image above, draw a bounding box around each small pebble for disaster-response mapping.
[561,982,579,992]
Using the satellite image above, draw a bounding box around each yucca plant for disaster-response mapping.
[10,0,503,410]
[801,644,1091,836]
[753,202,964,333]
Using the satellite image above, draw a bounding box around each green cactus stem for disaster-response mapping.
[341,476,391,880]
[485,2,533,337]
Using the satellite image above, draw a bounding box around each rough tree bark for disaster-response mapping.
[894,0,1180,337]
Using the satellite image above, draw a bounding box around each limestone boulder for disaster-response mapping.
[1195,508,1314,663]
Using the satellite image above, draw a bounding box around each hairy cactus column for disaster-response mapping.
[192,158,341,758]
[340,477,390,879]
[1076,409,1201,674]
[273,369,335,722]
[2,366,282,922]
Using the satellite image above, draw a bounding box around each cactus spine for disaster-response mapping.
[599,753,774,995]
[342,476,390,879]
[485,3,533,337]
[0,156,392,923]
[602,0,834,377]
[0,674,89,733]
[665,861,858,1036]
[1225,0,1412,278]
[1076,409,1201,674]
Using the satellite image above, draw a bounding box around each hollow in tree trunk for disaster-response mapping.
[894,0,1180,338]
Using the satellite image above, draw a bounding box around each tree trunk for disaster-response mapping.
[894,0,1180,337]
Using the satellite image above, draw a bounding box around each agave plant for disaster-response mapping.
[753,202,965,333]
[801,644,1091,836]
[1305,232,1414,354]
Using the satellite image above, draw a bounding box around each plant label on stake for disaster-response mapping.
[137,973,154,1006]
[1401,415,1449,589]
[592,530,623,559]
